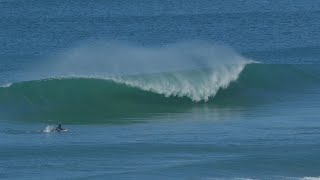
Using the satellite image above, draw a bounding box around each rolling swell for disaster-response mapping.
[1,63,320,124]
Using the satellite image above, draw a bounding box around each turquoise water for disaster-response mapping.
[1,1,320,179]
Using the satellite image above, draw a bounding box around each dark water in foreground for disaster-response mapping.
[1,0,320,179]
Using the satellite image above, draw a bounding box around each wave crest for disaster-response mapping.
[112,63,249,101]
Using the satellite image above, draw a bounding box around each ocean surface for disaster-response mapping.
[1,0,320,179]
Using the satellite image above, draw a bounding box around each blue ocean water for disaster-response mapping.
[1,0,320,179]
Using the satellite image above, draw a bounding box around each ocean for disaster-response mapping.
[1,0,320,179]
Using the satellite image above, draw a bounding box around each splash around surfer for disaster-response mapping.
[41,124,68,133]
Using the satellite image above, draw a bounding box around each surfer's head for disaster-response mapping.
[58,124,62,128]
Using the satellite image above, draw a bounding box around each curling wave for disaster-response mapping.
[1,64,320,123]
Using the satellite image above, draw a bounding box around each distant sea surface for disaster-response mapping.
[1,1,320,179]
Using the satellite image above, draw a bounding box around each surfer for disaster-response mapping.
[54,124,67,132]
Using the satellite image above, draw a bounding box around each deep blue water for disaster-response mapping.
[1,0,320,179]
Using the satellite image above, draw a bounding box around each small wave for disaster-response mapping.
[0,83,12,88]
[301,177,320,180]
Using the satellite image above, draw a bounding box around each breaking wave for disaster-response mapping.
[1,41,319,123]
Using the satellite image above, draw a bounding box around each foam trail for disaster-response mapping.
[42,125,55,133]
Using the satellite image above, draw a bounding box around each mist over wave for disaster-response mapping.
[39,41,251,75]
